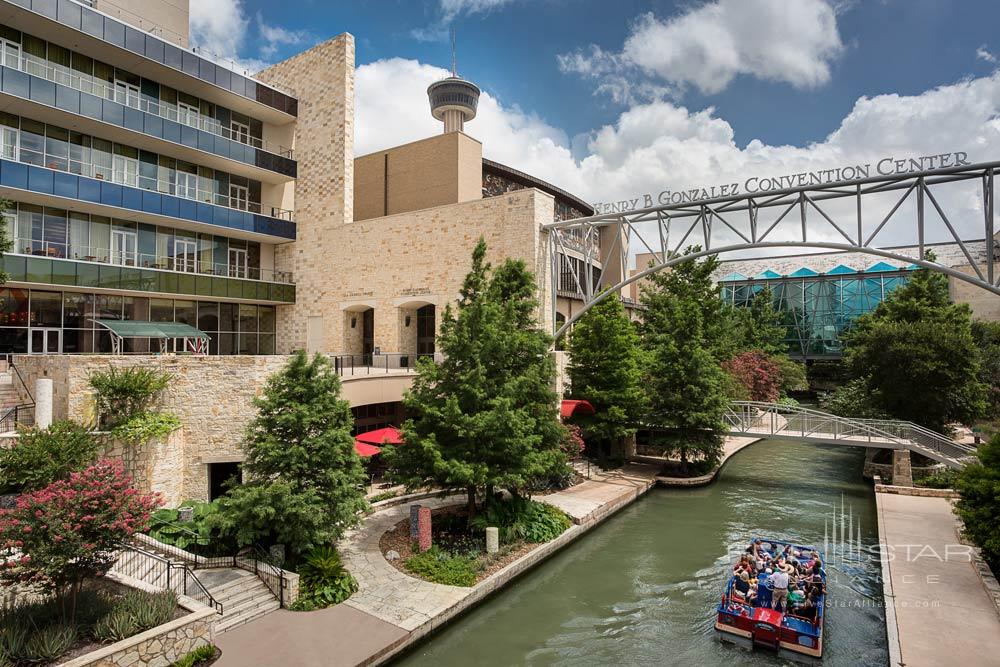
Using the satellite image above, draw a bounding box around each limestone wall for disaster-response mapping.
[58,595,215,667]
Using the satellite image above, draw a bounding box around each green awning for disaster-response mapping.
[92,320,210,339]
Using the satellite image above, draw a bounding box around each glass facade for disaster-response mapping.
[8,0,297,116]
[0,288,276,355]
[719,262,913,358]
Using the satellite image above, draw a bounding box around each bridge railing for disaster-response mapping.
[724,401,976,465]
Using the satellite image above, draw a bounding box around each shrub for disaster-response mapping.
[955,433,1000,566]
[149,500,229,554]
[88,366,171,428]
[91,609,137,643]
[111,412,182,445]
[123,589,176,631]
[470,496,571,544]
[171,644,217,667]
[21,623,76,663]
[0,420,99,493]
[404,546,479,587]
[0,460,159,620]
[723,351,781,402]
[290,546,358,611]
[916,469,960,489]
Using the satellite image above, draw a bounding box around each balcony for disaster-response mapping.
[0,59,295,181]
[0,247,295,303]
[0,158,296,240]
[0,0,297,123]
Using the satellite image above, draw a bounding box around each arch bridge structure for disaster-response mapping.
[545,159,1000,338]
[723,401,976,468]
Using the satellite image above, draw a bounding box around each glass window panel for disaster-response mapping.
[20,119,45,166]
[92,138,112,180]
[219,302,237,331]
[17,204,43,253]
[258,306,275,333]
[218,332,234,355]
[174,299,196,325]
[30,290,61,327]
[96,294,123,321]
[258,334,275,355]
[149,298,173,322]
[62,292,89,328]
[42,207,67,258]
[69,132,91,176]
[123,296,148,321]
[89,215,110,261]
[44,126,69,170]
[0,327,28,354]
[0,288,30,327]
[238,333,257,355]
[197,302,219,331]
[238,304,257,333]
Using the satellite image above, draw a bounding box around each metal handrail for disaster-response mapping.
[114,543,223,614]
[0,403,34,432]
[724,401,974,464]
[13,53,295,158]
[235,545,286,608]
[330,352,442,376]
[8,358,33,403]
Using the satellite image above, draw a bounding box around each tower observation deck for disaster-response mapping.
[427,77,481,133]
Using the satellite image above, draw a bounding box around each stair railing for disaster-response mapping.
[114,543,224,614]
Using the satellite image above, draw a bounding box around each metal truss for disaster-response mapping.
[545,160,1000,338]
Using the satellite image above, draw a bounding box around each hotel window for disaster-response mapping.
[44,126,69,171]
[69,132,91,176]
[21,35,45,78]
[113,146,139,187]
[71,52,95,96]
[47,44,72,87]
[0,114,18,161]
[0,35,20,70]
[176,164,198,201]
[92,138,113,181]
[230,112,251,145]
[179,93,200,129]
[113,71,141,109]
[19,119,44,166]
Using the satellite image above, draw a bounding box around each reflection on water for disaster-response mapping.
[394,440,888,667]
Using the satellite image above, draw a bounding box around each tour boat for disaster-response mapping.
[715,538,825,663]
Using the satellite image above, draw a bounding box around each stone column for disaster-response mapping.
[409,504,422,540]
[35,378,53,429]
[417,507,432,553]
[486,527,499,554]
[892,449,913,487]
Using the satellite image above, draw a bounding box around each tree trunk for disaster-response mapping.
[466,485,477,521]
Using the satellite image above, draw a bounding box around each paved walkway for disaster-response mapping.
[215,464,659,666]
[876,492,1000,667]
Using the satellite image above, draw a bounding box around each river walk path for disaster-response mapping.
[215,463,660,667]
[876,491,1000,667]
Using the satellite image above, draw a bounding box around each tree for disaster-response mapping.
[723,351,781,402]
[971,320,1000,419]
[214,352,367,559]
[0,421,98,493]
[640,247,729,470]
[0,460,159,620]
[955,433,1000,567]
[841,264,987,432]
[384,239,565,518]
[566,291,646,453]
[724,287,786,357]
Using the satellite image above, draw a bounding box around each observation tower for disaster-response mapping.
[427,33,480,133]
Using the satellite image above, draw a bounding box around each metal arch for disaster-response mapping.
[553,241,1000,339]
[546,159,1000,339]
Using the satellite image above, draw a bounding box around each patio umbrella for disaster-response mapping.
[354,440,382,457]
[355,426,404,446]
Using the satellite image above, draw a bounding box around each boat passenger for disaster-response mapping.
[733,571,752,600]
[769,569,790,611]
[787,586,805,605]
[793,594,818,622]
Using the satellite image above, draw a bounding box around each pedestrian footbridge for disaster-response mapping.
[723,401,977,468]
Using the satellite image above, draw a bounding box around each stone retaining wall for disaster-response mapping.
[872,477,959,498]
[57,594,214,667]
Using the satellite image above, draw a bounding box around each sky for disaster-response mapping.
[188,0,1000,248]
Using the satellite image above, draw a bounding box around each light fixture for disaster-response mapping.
[405,315,411,327]
[350,317,357,328]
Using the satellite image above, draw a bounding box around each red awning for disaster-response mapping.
[356,426,404,445]
[560,399,596,419]
[354,440,382,457]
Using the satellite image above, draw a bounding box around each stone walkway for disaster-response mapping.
[216,464,659,666]
[876,492,1000,667]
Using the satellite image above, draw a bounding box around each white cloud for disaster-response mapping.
[357,58,1000,251]
[977,45,997,65]
[189,0,248,59]
[256,13,314,59]
[559,0,844,98]
[411,0,519,42]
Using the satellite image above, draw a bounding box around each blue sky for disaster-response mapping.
[229,0,1000,150]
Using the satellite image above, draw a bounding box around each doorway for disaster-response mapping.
[208,461,242,501]
[28,328,61,354]
[362,308,374,365]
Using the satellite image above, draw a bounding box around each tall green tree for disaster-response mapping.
[955,433,1000,566]
[640,247,729,469]
[214,352,367,559]
[971,320,1000,419]
[384,239,564,517]
[837,264,986,432]
[566,291,646,453]
[0,198,11,286]
[723,286,786,357]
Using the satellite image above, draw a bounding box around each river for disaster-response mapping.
[394,439,888,667]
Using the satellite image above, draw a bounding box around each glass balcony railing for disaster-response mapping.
[13,53,294,159]
[0,254,295,303]
[8,238,293,284]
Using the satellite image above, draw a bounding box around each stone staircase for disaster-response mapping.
[200,569,281,634]
[0,367,32,432]
[112,542,282,634]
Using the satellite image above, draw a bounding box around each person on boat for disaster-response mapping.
[778,558,796,576]
[732,571,752,601]
[787,585,806,606]
[769,568,790,611]
[792,593,818,622]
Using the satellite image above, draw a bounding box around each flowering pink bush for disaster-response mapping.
[0,459,160,604]
[723,351,781,403]
[560,423,586,458]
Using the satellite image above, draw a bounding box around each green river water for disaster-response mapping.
[395,439,888,667]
